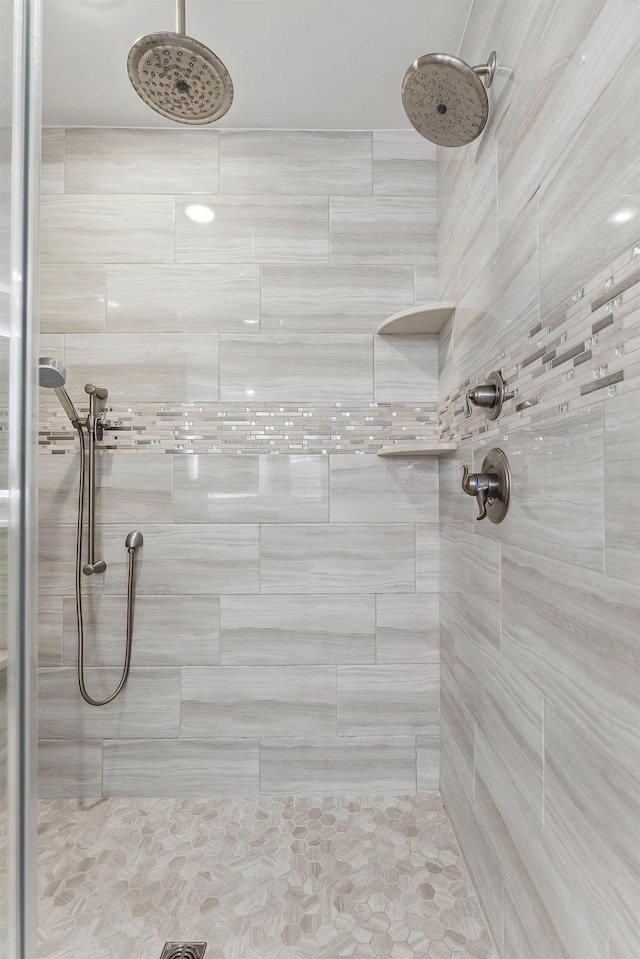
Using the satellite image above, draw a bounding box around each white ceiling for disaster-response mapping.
[42,0,472,129]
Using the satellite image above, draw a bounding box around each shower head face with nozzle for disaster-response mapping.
[127,31,234,125]
[402,52,490,147]
[39,356,67,389]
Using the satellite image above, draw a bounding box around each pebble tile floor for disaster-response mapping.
[38,794,497,959]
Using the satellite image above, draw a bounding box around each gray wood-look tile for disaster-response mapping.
[65,128,219,194]
[440,666,475,808]
[103,738,260,797]
[259,736,417,795]
[373,131,437,196]
[373,333,439,402]
[416,522,439,593]
[64,332,219,403]
[173,454,328,524]
[416,730,440,792]
[219,131,372,195]
[219,594,375,666]
[504,889,550,959]
[40,264,106,334]
[441,529,501,647]
[329,454,437,523]
[176,195,329,263]
[414,267,439,305]
[93,453,174,525]
[38,740,102,798]
[181,666,337,738]
[260,264,415,334]
[219,333,373,402]
[38,667,181,740]
[103,524,259,596]
[39,523,82,596]
[40,196,175,263]
[41,128,65,194]
[38,448,79,525]
[375,593,439,664]
[62,595,220,667]
[330,197,437,265]
[260,524,415,594]
[106,264,260,333]
[337,664,438,735]
[604,388,640,583]
[37,595,64,667]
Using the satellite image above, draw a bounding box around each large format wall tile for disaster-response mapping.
[181,666,337,738]
[173,454,328,524]
[38,740,102,798]
[103,524,259,595]
[219,131,372,195]
[106,264,260,333]
[40,196,175,263]
[103,739,259,797]
[330,197,436,265]
[62,595,220,667]
[219,594,375,666]
[416,522,439,593]
[176,195,329,263]
[259,737,417,795]
[337,664,438,735]
[260,524,415,593]
[373,130,437,197]
[219,333,373,402]
[64,333,219,403]
[375,593,439,664]
[329,455,437,523]
[38,667,181,740]
[604,388,640,584]
[41,128,65,194]
[40,264,106,333]
[373,334,438,402]
[260,264,415,334]
[65,128,219,195]
[95,453,173,524]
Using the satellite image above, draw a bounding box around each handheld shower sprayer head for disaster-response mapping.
[38,357,81,427]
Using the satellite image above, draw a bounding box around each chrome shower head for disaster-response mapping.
[402,51,496,147]
[127,0,233,125]
[38,357,81,426]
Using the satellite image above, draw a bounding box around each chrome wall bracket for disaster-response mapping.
[465,370,513,420]
[82,383,110,576]
[461,447,511,523]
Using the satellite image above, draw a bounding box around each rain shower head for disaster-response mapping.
[402,51,497,147]
[127,0,233,125]
[39,357,81,427]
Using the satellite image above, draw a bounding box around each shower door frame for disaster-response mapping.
[7,0,41,954]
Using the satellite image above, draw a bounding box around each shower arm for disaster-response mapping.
[177,0,186,35]
[83,384,109,576]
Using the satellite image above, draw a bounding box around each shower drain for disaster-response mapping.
[160,944,207,959]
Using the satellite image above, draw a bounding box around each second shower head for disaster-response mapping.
[402,51,497,147]
[38,357,81,427]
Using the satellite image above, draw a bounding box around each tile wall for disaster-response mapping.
[437,2,640,959]
[37,129,440,798]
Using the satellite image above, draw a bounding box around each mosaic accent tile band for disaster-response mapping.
[39,402,439,455]
[440,238,640,445]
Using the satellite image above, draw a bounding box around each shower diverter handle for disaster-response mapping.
[461,465,500,521]
[464,370,513,420]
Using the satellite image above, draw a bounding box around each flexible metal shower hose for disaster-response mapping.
[73,423,135,706]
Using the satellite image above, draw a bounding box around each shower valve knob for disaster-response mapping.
[464,370,513,420]
[461,449,512,524]
[461,466,500,521]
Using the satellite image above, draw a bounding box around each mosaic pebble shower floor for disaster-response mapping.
[38,794,496,959]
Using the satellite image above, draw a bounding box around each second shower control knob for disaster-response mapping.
[465,370,513,420]
[461,448,511,523]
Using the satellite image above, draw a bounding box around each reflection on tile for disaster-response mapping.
[40,264,106,334]
[106,264,260,333]
[260,264,414,333]
[41,128,65,194]
[38,794,495,956]
[176,195,329,263]
[605,388,640,583]
[417,729,440,792]
[373,130,437,196]
[219,333,372,402]
[62,595,220,667]
[330,197,437,265]
[330,454,437,523]
[40,196,175,263]
[173,454,328,523]
[260,524,415,593]
[103,739,259,797]
[65,128,219,194]
[416,522,440,593]
[337,664,438,735]
[219,594,375,665]
[220,131,372,194]
[103,524,259,596]
[38,741,102,798]
[38,667,180,740]
[374,334,439,402]
[64,333,219,403]
[260,737,417,795]
[376,593,439,663]
[181,666,337,737]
